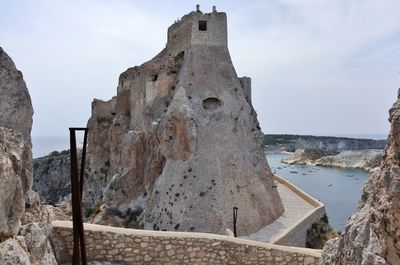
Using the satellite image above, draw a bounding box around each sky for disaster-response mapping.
[1,0,400,139]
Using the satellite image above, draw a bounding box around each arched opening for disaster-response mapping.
[202,97,222,110]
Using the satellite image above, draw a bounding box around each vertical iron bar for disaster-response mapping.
[78,129,88,265]
[79,129,88,196]
[70,129,80,265]
[70,128,88,265]
[233,207,238,238]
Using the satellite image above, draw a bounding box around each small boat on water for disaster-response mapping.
[328,183,332,186]
[290,171,298,174]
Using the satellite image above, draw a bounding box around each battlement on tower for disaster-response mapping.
[167,5,227,57]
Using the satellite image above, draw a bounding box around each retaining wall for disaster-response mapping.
[52,221,321,265]
[272,175,326,247]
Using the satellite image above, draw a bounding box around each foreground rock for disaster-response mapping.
[0,47,68,264]
[0,47,34,239]
[283,148,383,171]
[322,90,400,264]
[84,7,283,235]
[0,203,69,265]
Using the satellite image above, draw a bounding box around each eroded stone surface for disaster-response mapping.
[0,47,34,238]
[32,150,80,205]
[322,90,400,264]
[0,47,62,265]
[84,9,283,235]
[0,238,31,265]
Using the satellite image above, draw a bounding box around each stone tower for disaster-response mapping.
[85,6,283,235]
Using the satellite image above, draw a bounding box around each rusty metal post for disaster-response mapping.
[233,207,238,238]
[70,127,88,265]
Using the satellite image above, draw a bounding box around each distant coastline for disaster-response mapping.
[264,134,386,153]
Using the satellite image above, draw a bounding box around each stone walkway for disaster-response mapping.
[243,181,315,243]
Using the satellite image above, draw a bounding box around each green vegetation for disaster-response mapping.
[47,149,70,157]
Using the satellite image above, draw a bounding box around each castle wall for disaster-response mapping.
[167,17,193,57]
[239,76,252,105]
[190,12,227,47]
[91,98,116,125]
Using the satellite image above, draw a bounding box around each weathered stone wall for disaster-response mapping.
[272,176,326,247]
[190,11,228,48]
[52,221,321,265]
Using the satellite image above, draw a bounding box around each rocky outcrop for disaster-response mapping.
[321,90,400,264]
[32,150,77,205]
[0,203,69,265]
[282,148,337,165]
[315,150,383,171]
[0,47,34,239]
[264,134,386,152]
[282,148,383,171]
[84,8,283,235]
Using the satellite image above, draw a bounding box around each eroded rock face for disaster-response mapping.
[0,47,34,238]
[322,90,400,264]
[0,47,59,265]
[32,150,79,205]
[84,9,283,235]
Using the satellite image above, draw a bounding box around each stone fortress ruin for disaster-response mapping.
[84,5,284,236]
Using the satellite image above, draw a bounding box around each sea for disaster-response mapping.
[266,152,369,232]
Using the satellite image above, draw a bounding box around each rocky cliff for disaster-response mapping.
[83,8,283,235]
[264,134,386,152]
[0,47,34,238]
[321,90,400,264]
[283,148,383,171]
[0,47,69,265]
[32,150,78,205]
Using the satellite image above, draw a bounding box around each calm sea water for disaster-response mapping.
[266,152,369,231]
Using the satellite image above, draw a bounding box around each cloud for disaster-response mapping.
[1,0,399,138]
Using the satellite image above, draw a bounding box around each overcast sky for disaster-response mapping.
[1,0,399,139]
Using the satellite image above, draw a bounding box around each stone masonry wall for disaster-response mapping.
[52,221,321,265]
